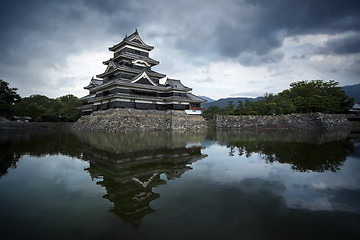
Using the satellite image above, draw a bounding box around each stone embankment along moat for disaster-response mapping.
[214,112,351,131]
[72,108,207,132]
[72,110,351,133]
[1,112,351,133]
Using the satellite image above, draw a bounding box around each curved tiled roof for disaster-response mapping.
[97,61,165,79]
[108,52,159,66]
[109,30,154,51]
[165,78,191,91]
[84,77,103,89]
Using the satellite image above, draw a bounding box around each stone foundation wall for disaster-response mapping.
[72,108,207,132]
[214,113,351,131]
[170,111,208,130]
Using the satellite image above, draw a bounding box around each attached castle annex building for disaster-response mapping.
[79,30,206,115]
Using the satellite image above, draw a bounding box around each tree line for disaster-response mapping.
[0,79,81,122]
[203,80,354,120]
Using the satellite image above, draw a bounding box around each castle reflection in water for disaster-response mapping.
[77,131,207,227]
[0,128,355,227]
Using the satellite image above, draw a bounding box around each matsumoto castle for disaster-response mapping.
[79,30,206,115]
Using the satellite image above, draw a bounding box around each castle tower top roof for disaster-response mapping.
[109,29,154,52]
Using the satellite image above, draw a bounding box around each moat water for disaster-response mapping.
[0,129,359,239]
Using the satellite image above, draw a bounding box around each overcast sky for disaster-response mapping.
[1,0,359,100]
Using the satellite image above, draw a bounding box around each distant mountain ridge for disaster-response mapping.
[198,96,215,103]
[342,83,360,103]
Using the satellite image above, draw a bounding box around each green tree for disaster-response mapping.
[235,101,244,115]
[202,105,222,120]
[13,95,60,121]
[273,95,295,115]
[13,94,81,122]
[244,100,258,115]
[224,101,235,115]
[0,80,21,118]
[283,80,353,113]
[57,94,81,121]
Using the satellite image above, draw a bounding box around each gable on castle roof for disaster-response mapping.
[131,71,157,86]
[102,60,118,74]
[84,77,103,89]
[126,29,147,45]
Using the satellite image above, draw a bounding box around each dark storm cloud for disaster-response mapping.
[84,0,146,34]
[0,0,138,66]
[242,0,360,35]
[317,32,360,55]
[0,0,144,96]
[1,0,359,97]
[213,0,360,65]
[1,0,359,67]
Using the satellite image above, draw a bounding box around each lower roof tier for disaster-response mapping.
[96,62,165,79]
[85,78,194,93]
[79,91,205,105]
[79,100,194,114]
